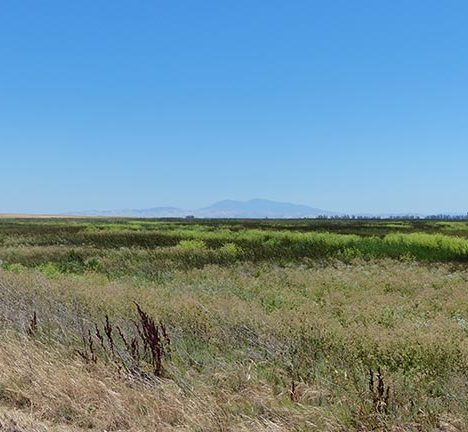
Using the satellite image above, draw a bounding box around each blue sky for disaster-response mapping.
[1,1,467,214]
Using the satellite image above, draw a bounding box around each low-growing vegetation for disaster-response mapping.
[0,218,466,431]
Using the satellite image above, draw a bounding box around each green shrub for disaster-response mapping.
[178,239,207,251]
[38,262,61,278]
[219,242,243,257]
[1,262,26,273]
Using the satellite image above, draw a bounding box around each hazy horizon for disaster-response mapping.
[1,1,467,215]
[17,197,468,218]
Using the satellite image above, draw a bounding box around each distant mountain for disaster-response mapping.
[67,199,336,219]
[70,207,188,218]
[197,199,334,218]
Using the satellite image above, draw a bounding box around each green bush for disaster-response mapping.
[38,262,61,278]
[178,239,207,251]
[219,242,242,257]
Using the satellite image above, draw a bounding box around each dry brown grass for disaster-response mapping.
[0,259,467,431]
[0,334,340,431]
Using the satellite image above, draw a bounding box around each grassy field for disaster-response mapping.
[0,218,467,431]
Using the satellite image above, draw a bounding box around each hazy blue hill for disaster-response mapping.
[69,199,336,218]
[197,199,334,218]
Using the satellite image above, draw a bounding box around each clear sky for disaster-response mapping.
[1,1,467,214]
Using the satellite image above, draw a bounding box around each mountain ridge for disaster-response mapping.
[68,199,336,219]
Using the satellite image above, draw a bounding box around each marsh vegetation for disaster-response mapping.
[0,218,466,431]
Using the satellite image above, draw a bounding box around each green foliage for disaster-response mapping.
[0,262,26,273]
[177,239,207,251]
[38,262,61,278]
[219,242,243,258]
[1,219,468,279]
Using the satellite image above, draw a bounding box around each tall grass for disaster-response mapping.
[0,219,466,430]
[0,259,467,430]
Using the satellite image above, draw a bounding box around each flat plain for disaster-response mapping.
[0,218,467,431]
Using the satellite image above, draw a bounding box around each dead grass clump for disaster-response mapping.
[0,335,344,431]
[369,368,390,414]
[75,303,170,380]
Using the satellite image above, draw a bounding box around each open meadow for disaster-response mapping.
[0,218,467,431]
